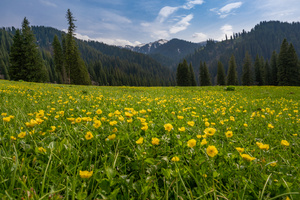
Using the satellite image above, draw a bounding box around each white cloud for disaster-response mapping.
[220,24,233,40]
[170,14,193,34]
[212,2,243,18]
[183,0,204,9]
[39,0,57,7]
[157,6,179,23]
[74,32,141,47]
[192,32,208,41]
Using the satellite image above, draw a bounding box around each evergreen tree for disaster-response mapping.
[270,51,278,85]
[0,60,9,79]
[254,54,263,85]
[199,62,212,86]
[216,61,226,85]
[189,63,197,86]
[176,59,190,86]
[277,39,300,86]
[242,52,253,85]
[226,54,238,85]
[264,60,271,85]
[65,9,91,85]
[9,18,49,82]
[52,35,66,83]
[259,56,265,85]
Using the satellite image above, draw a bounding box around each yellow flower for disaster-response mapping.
[270,162,277,167]
[10,136,17,140]
[206,145,218,157]
[141,125,148,131]
[38,147,46,153]
[25,119,38,128]
[136,137,144,144]
[259,144,270,150]
[75,117,81,123]
[268,124,274,129]
[49,126,56,132]
[164,123,173,132]
[3,117,11,122]
[171,156,180,162]
[177,115,184,119]
[112,128,118,133]
[204,128,216,136]
[109,121,117,126]
[85,131,94,140]
[107,134,116,140]
[196,135,202,139]
[118,116,124,121]
[178,127,185,132]
[127,118,133,123]
[187,139,196,148]
[151,138,160,145]
[201,139,208,145]
[187,121,195,127]
[67,117,75,122]
[241,154,256,161]
[225,131,233,138]
[205,121,210,127]
[18,131,26,138]
[125,112,133,118]
[243,123,248,127]
[79,170,93,179]
[96,109,102,114]
[281,140,289,146]
[93,120,102,128]
[1,113,7,116]
[235,147,244,153]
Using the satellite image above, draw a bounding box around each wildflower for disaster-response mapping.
[107,134,116,140]
[25,119,38,128]
[241,154,256,161]
[206,145,218,157]
[270,162,277,167]
[204,127,216,136]
[67,118,75,122]
[18,132,26,138]
[178,127,185,132]
[225,131,233,138]
[118,116,124,121]
[93,120,101,128]
[196,135,202,139]
[243,123,248,127]
[235,147,244,153]
[1,113,7,116]
[125,112,133,118]
[127,118,133,123]
[96,109,102,114]
[112,128,118,133]
[201,139,208,145]
[3,117,11,122]
[109,121,117,126]
[171,156,180,162]
[281,140,289,146]
[75,117,81,123]
[268,124,274,129]
[49,126,56,132]
[79,170,93,179]
[85,132,94,140]
[203,174,207,178]
[141,125,148,131]
[151,138,160,145]
[259,144,269,150]
[164,123,173,132]
[136,137,144,144]
[38,147,46,153]
[11,136,17,140]
[177,115,184,119]
[187,139,196,148]
[187,121,195,127]
[205,122,210,127]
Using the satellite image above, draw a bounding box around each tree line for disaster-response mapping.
[176,38,300,86]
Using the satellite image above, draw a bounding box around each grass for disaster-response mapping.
[0,80,299,199]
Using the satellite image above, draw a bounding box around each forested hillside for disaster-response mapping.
[184,21,300,84]
[0,26,175,86]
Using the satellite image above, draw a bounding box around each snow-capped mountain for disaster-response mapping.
[125,39,169,54]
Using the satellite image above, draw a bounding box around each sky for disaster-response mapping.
[1,0,300,46]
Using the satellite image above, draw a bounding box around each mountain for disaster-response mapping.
[0,26,175,86]
[184,21,300,85]
[125,39,206,68]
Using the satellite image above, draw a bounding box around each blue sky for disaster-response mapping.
[1,0,300,46]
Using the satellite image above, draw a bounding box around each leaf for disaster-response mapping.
[105,166,117,179]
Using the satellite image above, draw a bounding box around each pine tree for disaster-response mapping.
[270,51,278,85]
[9,18,49,82]
[264,60,271,85]
[286,43,300,85]
[254,54,263,85]
[199,62,211,86]
[242,52,253,86]
[226,54,238,85]
[189,63,197,86]
[216,61,226,85]
[65,9,91,85]
[176,59,190,86]
[52,35,66,83]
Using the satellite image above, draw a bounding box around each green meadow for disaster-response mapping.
[0,80,299,199]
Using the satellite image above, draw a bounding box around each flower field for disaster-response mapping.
[0,80,299,199]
